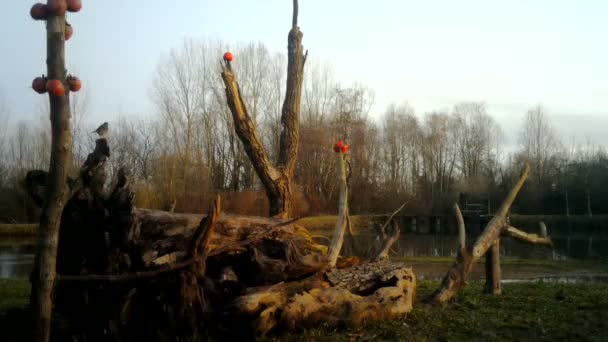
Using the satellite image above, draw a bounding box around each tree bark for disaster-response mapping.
[32,8,73,342]
[220,0,306,218]
[428,164,530,304]
[483,239,501,295]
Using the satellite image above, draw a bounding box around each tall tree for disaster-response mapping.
[519,104,559,189]
[221,0,306,218]
[31,4,74,341]
[452,102,502,186]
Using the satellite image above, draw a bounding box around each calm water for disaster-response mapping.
[338,234,608,261]
[0,238,35,279]
[0,234,606,279]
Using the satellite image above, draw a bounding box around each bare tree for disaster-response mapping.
[519,104,559,189]
[221,0,307,218]
[0,93,8,186]
[381,103,420,194]
[452,102,502,187]
[422,111,456,202]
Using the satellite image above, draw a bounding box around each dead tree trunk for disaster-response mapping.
[220,0,306,218]
[327,153,348,268]
[483,239,501,295]
[371,202,407,262]
[428,164,530,304]
[32,6,73,342]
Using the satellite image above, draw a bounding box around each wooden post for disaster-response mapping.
[32,5,73,342]
[453,203,466,256]
[327,154,348,268]
[483,239,501,295]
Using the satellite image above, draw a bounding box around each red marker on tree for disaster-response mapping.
[333,140,344,153]
[223,52,234,62]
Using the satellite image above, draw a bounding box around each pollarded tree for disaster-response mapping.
[221,0,306,218]
[28,1,83,341]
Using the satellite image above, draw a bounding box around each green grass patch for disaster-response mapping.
[0,279,30,315]
[1,277,607,341]
[0,224,37,237]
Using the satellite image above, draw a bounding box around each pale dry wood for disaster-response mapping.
[539,221,548,238]
[372,221,400,262]
[471,164,530,258]
[368,201,407,262]
[483,239,501,295]
[454,203,466,254]
[502,225,553,246]
[229,262,416,336]
[429,163,530,304]
[327,154,348,268]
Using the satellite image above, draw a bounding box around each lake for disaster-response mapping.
[1,234,606,279]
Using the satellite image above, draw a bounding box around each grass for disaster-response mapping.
[0,224,37,236]
[1,276,607,341]
[0,279,30,315]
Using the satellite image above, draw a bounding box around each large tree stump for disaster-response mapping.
[27,138,417,340]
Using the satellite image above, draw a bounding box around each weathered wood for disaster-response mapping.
[539,221,547,237]
[188,196,220,278]
[327,154,348,268]
[502,225,553,246]
[372,221,400,262]
[220,0,306,218]
[228,262,416,336]
[32,6,73,341]
[483,239,501,295]
[454,203,466,254]
[369,201,407,262]
[471,164,530,259]
[429,164,530,304]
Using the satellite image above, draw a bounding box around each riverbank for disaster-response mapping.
[0,224,37,237]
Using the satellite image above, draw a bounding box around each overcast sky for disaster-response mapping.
[2,0,607,149]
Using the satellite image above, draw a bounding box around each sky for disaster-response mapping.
[2,0,608,149]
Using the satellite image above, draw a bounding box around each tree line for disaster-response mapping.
[1,39,607,222]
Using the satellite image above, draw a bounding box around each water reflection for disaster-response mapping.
[0,238,35,279]
[335,234,608,260]
[502,275,608,284]
[0,233,606,280]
